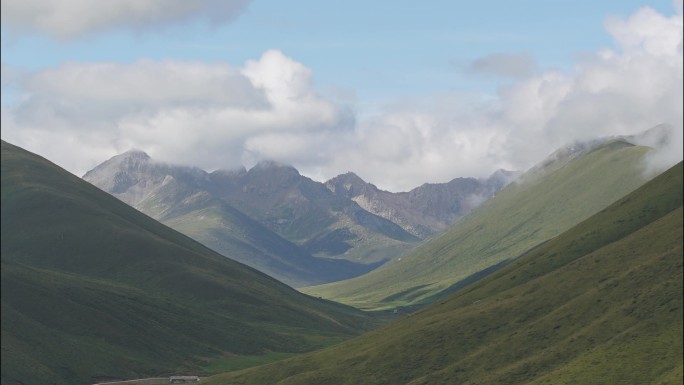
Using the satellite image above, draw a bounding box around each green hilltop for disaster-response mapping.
[0,141,376,385]
[205,160,683,385]
[304,139,654,309]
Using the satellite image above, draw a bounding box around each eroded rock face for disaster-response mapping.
[83,149,209,209]
[325,170,520,238]
[82,152,389,287]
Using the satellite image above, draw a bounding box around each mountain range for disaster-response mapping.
[81,151,383,287]
[325,168,518,238]
[83,151,515,286]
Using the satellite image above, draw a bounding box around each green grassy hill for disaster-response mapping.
[205,161,683,385]
[159,196,384,287]
[0,141,375,385]
[305,139,653,309]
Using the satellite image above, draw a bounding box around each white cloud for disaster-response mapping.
[0,0,251,39]
[1,4,682,192]
[606,4,683,55]
[325,4,682,190]
[1,50,354,178]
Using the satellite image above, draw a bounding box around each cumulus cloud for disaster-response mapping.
[1,4,682,192]
[328,0,682,190]
[0,0,251,39]
[328,3,682,189]
[1,50,353,176]
[467,52,538,78]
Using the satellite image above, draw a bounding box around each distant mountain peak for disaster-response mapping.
[121,149,151,159]
[340,171,362,178]
[252,159,299,173]
[485,169,521,187]
[82,150,148,178]
[328,171,367,185]
[211,166,247,177]
[624,123,673,149]
[325,172,373,196]
[530,136,621,175]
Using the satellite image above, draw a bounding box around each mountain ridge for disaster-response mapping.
[83,151,381,287]
[324,169,519,238]
[84,151,514,284]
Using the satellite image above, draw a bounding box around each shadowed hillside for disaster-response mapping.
[0,140,375,385]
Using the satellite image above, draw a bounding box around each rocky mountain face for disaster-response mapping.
[325,169,520,238]
[206,160,420,263]
[83,150,210,211]
[83,153,382,287]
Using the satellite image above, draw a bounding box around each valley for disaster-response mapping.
[204,160,683,385]
[82,150,513,287]
[2,2,682,384]
[2,133,681,385]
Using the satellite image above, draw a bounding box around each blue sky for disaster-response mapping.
[3,1,674,98]
[1,0,682,191]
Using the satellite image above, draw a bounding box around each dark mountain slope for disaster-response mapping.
[0,140,373,385]
[205,161,682,385]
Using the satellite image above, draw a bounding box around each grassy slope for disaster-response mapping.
[164,203,384,287]
[205,161,683,385]
[306,140,652,309]
[0,141,375,385]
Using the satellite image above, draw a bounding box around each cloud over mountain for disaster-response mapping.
[1,2,682,192]
[2,50,354,179]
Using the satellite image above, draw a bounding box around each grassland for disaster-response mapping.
[0,140,377,385]
[204,161,682,385]
[305,140,654,309]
